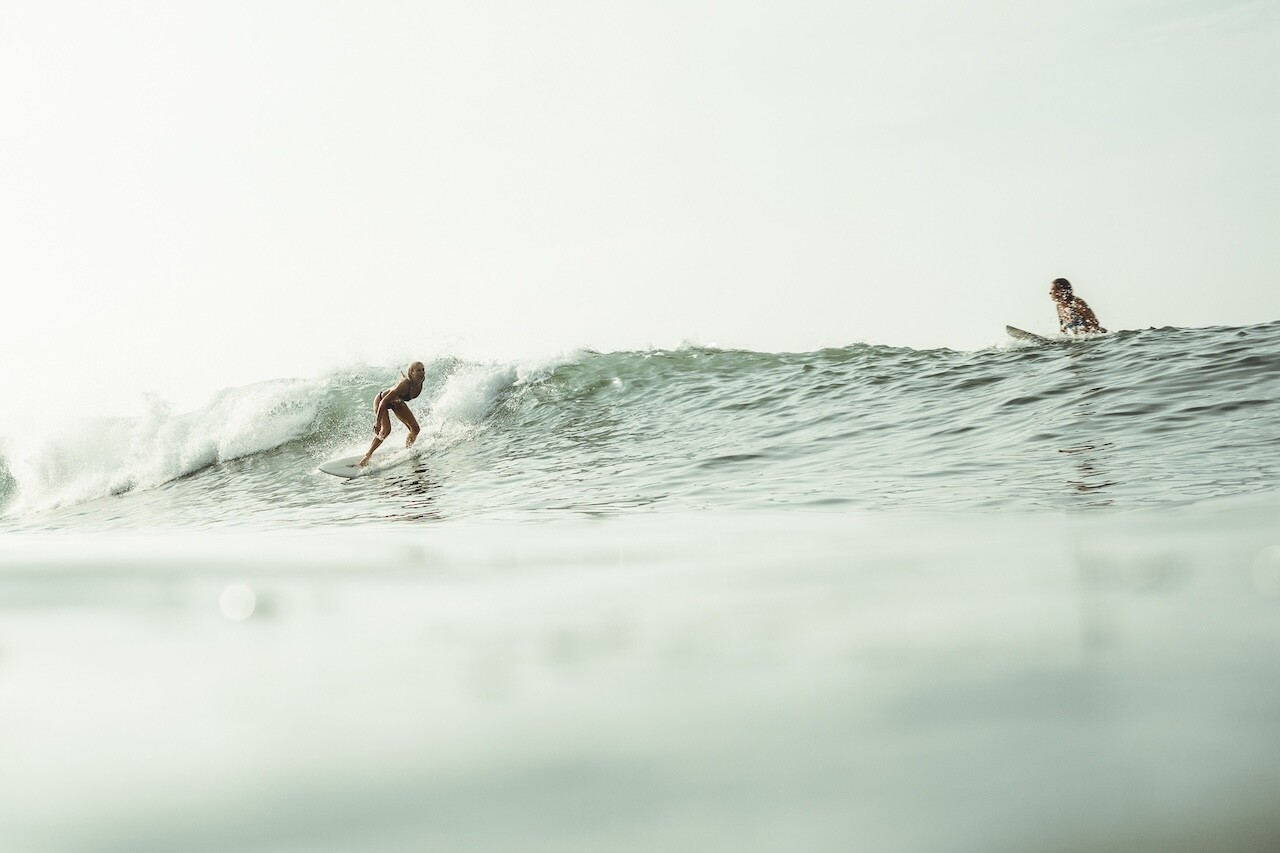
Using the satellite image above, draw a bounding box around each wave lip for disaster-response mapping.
[1,377,327,517]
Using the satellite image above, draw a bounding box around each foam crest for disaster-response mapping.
[432,364,519,425]
[2,378,325,516]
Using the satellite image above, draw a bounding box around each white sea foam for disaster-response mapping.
[432,364,518,425]
[428,353,574,427]
[2,378,325,515]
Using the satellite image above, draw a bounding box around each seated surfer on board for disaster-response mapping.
[1050,278,1106,335]
[360,361,427,467]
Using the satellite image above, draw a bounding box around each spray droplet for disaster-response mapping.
[219,584,257,621]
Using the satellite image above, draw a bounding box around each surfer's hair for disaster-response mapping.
[1051,278,1072,295]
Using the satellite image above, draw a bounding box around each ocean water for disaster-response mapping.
[2,323,1280,852]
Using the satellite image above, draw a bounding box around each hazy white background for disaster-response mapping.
[2,0,1276,418]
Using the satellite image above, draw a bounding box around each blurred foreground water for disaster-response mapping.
[3,502,1278,853]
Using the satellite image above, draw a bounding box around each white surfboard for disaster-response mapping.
[319,447,422,479]
[318,455,369,479]
[1006,325,1052,343]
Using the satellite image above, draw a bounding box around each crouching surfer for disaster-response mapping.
[1050,278,1106,335]
[361,361,426,467]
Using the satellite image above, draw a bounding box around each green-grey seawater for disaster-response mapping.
[4,321,1279,527]
[2,323,1278,852]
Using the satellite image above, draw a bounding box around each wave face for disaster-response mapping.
[4,321,1280,529]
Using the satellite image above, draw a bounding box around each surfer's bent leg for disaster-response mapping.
[362,392,393,467]
[372,391,393,439]
[392,402,420,448]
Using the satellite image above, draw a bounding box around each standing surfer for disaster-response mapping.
[1050,278,1106,334]
[361,361,427,467]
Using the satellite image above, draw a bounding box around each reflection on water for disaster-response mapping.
[1058,353,1117,505]
[1060,440,1117,499]
[382,459,444,522]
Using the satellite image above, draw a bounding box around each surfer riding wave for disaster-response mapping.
[361,361,426,467]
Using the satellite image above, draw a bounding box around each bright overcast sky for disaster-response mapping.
[1,0,1276,415]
